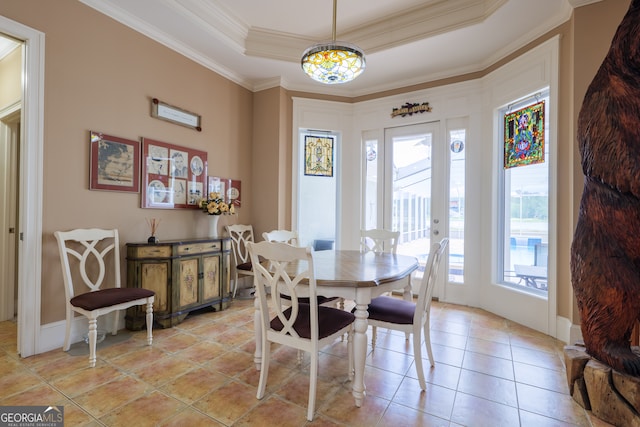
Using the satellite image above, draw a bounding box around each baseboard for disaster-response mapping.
[556,315,583,345]
[37,312,126,355]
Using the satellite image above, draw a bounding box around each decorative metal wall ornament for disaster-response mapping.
[391,102,432,118]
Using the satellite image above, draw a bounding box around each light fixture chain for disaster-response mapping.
[332,0,337,42]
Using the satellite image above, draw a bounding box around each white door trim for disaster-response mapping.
[0,16,45,357]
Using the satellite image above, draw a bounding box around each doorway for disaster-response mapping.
[0,106,20,322]
[364,122,448,297]
[0,17,46,358]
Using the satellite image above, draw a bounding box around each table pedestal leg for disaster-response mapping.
[254,294,262,370]
[352,300,368,407]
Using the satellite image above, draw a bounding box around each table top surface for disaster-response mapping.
[280,250,419,288]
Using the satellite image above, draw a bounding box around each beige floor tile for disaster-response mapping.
[159,407,225,426]
[379,402,450,427]
[466,336,513,360]
[457,369,518,407]
[392,377,456,420]
[319,385,388,426]
[51,363,125,397]
[0,369,45,400]
[234,395,308,427]
[99,391,185,426]
[132,355,197,387]
[73,375,152,418]
[451,392,520,426]
[0,299,597,426]
[153,331,199,353]
[462,351,515,380]
[174,339,227,364]
[193,380,258,425]
[516,382,589,425]
[160,367,230,404]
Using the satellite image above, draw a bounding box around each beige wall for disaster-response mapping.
[0,0,253,324]
[0,46,21,109]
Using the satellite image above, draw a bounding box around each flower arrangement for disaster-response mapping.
[200,192,235,215]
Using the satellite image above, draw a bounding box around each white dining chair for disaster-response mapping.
[262,228,338,307]
[54,228,155,367]
[226,224,255,298]
[262,229,299,246]
[361,228,400,254]
[248,241,355,421]
[364,238,449,390]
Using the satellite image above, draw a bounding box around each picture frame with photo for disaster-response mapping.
[141,137,208,209]
[89,131,140,193]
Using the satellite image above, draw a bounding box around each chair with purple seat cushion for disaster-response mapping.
[54,228,155,368]
[363,238,448,390]
[226,224,255,298]
[248,241,354,421]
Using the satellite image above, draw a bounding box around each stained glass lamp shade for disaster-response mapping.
[300,0,366,85]
[301,41,366,84]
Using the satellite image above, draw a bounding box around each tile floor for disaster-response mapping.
[0,299,612,426]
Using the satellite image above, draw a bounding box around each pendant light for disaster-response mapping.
[301,0,366,84]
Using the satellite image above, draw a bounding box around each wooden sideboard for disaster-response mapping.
[125,237,231,329]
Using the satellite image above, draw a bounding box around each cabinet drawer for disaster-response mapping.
[131,246,172,258]
[177,241,221,255]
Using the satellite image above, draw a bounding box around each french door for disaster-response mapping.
[364,122,449,297]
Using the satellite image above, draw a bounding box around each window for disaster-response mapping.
[498,90,549,294]
[297,130,339,250]
[448,128,465,283]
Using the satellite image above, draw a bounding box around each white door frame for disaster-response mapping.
[0,103,20,322]
[0,16,45,357]
[382,122,447,298]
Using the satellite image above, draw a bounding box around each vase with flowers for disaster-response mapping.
[200,191,235,238]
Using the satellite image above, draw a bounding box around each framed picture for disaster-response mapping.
[141,137,208,209]
[89,131,140,192]
[207,176,229,200]
[504,101,545,169]
[304,135,334,177]
[208,177,242,207]
[229,179,242,207]
[151,98,202,131]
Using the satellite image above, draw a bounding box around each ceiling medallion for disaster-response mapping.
[301,0,366,84]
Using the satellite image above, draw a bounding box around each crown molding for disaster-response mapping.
[246,0,509,62]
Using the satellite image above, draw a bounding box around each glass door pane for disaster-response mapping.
[383,122,444,295]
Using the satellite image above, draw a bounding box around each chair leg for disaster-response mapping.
[88,317,98,368]
[424,318,435,368]
[347,330,354,382]
[145,300,154,346]
[63,309,72,351]
[371,325,378,348]
[257,341,270,399]
[307,350,318,421]
[112,310,119,336]
[232,273,238,298]
[412,328,427,390]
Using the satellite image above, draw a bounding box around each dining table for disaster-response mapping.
[253,249,419,407]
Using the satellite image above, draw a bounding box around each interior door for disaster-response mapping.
[366,122,446,296]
